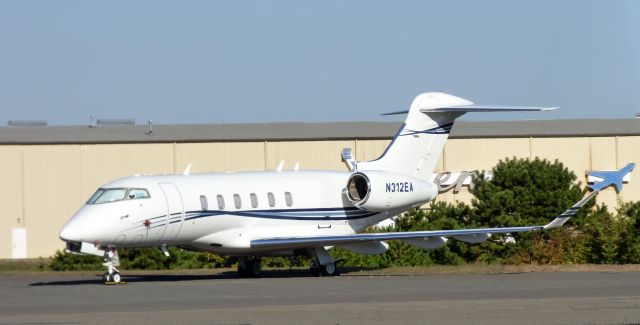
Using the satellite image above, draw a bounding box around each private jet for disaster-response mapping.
[59,92,634,283]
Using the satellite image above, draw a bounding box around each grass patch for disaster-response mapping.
[0,258,50,273]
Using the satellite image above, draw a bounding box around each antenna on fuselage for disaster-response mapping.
[341,148,357,171]
[276,160,285,172]
[182,163,192,176]
[294,162,300,172]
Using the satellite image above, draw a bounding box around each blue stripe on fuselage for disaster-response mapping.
[122,207,377,232]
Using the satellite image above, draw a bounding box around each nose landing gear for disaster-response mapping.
[102,247,125,285]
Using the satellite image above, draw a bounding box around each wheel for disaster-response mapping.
[103,272,111,283]
[112,272,121,283]
[320,263,338,276]
[248,258,262,277]
[310,265,321,277]
[237,265,249,277]
[238,258,262,277]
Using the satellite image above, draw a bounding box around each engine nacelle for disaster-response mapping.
[345,171,438,212]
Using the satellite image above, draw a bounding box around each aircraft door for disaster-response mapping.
[158,182,185,242]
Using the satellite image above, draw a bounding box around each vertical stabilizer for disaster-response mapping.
[357,92,471,180]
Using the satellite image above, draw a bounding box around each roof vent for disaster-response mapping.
[96,119,135,126]
[8,120,48,127]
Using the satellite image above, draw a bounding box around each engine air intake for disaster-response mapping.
[347,173,370,203]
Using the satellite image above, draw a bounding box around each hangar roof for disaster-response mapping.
[0,119,638,144]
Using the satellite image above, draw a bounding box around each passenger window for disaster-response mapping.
[285,192,293,207]
[200,195,208,211]
[233,194,242,209]
[267,192,275,207]
[250,193,258,208]
[217,195,225,210]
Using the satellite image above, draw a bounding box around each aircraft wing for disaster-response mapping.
[251,190,598,251]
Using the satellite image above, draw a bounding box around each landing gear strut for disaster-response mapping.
[102,247,122,284]
[309,247,340,277]
[237,257,262,277]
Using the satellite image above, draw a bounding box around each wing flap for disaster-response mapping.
[250,225,544,251]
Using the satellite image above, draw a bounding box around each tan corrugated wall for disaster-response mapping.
[22,145,82,258]
[617,137,640,203]
[0,146,24,259]
[0,135,638,259]
[175,142,266,173]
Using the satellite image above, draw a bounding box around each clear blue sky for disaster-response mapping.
[0,1,638,125]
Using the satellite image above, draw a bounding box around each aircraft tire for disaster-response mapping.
[320,263,338,276]
[112,272,121,283]
[238,259,262,277]
[309,261,322,277]
[248,258,262,277]
[237,265,250,277]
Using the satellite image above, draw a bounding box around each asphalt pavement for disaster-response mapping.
[1,270,639,325]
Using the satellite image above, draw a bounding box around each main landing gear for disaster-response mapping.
[102,247,123,284]
[237,257,262,277]
[235,248,341,278]
[309,247,340,277]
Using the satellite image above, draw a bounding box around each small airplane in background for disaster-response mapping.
[588,163,635,193]
[59,92,634,284]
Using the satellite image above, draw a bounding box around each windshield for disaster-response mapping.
[87,188,150,204]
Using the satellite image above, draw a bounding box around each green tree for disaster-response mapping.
[472,157,589,227]
[581,202,640,264]
[469,157,594,263]
[618,201,640,263]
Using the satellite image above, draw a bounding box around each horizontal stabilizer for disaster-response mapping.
[383,105,556,116]
[421,105,557,112]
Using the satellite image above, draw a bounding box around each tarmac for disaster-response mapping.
[1,270,639,325]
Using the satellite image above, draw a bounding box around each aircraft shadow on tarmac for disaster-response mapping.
[28,267,380,286]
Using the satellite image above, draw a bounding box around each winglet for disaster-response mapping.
[543,190,600,229]
[543,217,571,230]
[587,163,635,193]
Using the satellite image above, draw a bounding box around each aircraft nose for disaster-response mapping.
[59,221,84,242]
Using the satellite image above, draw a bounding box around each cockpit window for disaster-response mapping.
[87,188,150,204]
[128,189,150,199]
[87,189,106,204]
[88,189,127,204]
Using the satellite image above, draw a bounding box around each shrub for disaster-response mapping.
[49,250,103,271]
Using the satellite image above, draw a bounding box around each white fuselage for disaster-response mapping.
[59,170,402,256]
